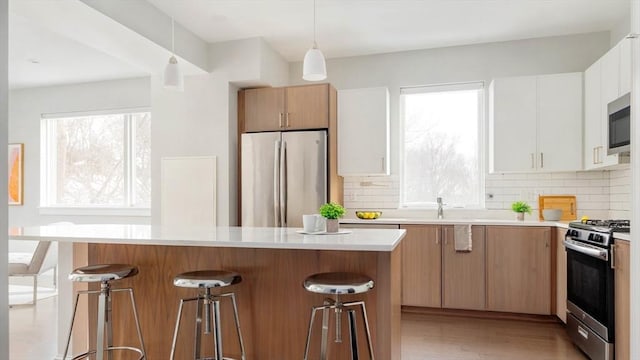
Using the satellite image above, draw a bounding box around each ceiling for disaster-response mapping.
[147,0,630,61]
[8,0,630,89]
[9,14,149,89]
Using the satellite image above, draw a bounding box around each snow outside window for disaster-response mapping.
[400,83,484,208]
[40,109,151,212]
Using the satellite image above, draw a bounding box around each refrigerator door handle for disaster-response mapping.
[274,140,281,227]
[280,140,288,227]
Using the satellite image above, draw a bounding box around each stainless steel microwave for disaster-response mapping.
[608,92,631,155]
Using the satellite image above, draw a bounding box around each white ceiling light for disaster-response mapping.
[302,0,326,81]
[163,17,183,91]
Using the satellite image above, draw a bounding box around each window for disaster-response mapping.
[40,110,151,212]
[400,83,484,208]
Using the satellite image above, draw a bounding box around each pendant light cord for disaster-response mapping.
[313,0,317,48]
[171,17,175,55]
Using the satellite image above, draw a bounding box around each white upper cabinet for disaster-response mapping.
[619,38,632,96]
[601,44,620,104]
[490,73,583,173]
[537,73,583,171]
[338,87,390,176]
[583,37,631,170]
[490,76,537,172]
[584,59,604,170]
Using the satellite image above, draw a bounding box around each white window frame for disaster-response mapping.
[399,82,486,209]
[39,108,151,216]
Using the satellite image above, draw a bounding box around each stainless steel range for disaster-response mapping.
[564,220,630,360]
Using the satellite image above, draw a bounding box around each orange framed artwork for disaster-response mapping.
[8,143,23,205]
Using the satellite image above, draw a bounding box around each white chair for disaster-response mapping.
[8,241,58,305]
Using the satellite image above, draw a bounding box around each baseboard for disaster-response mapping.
[402,306,562,323]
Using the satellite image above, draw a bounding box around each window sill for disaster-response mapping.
[38,207,151,217]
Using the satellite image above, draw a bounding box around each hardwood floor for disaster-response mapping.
[9,295,58,360]
[402,313,587,360]
[9,300,587,360]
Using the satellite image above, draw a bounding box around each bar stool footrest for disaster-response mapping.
[69,346,145,360]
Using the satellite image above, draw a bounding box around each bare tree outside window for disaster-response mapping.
[401,84,483,208]
[42,111,151,208]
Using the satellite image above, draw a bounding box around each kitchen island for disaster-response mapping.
[9,224,405,360]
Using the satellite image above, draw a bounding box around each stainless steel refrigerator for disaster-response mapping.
[241,130,327,227]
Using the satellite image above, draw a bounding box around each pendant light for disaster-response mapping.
[302,0,327,81]
[163,17,184,91]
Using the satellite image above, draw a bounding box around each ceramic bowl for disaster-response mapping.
[355,211,382,220]
[542,209,563,221]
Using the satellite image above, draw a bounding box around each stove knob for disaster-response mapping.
[572,230,580,237]
[588,233,594,241]
[594,234,603,243]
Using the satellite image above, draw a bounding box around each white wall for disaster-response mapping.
[8,77,151,227]
[289,32,615,216]
[150,73,237,225]
[0,0,8,356]
[610,11,631,46]
[209,37,290,87]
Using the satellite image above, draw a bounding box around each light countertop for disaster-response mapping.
[8,224,406,252]
[341,218,569,227]
[340,218,632,241]
[613,233,631,241]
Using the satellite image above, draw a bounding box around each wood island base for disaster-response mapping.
[73,243,401,360]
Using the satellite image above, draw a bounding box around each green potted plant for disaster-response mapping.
[319,202,346,233]
[511,201,532,221]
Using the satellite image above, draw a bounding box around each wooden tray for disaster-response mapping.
[538,195,577,221]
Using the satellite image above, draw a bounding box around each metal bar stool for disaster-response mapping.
[63,264,146,360]
[303,272,375,360]
[170,270,246,360]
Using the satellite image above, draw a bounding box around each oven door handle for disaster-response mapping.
[563,238,609,261]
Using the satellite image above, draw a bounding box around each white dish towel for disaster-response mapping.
[454,224,473,252]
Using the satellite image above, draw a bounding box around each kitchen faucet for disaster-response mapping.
[437,197,444,219]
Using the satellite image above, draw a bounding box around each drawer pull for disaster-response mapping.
[577,325,589,340]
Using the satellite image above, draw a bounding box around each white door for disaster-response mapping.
[490,76,537,172]
[537,73,583,171]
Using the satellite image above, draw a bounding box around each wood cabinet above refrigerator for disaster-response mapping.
[241,84,330,132]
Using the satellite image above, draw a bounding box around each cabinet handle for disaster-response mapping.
[540,152,544,169]
[279,113,283,128]
[597,146,603,164]
[530,153,535,169]
[592,147,597,165]
[381,157,385,171]
[443,227,448,245]
[286,113,290,127]
[610,244,616,269]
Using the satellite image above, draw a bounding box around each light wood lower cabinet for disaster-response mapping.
[401,224,486,310]
[614,240,630,360]
[486,226,552,315]
[442,225,486,310]
[401,225,441,308]
[555,227,567,323]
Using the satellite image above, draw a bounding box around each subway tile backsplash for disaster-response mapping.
[343,167,631,219]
